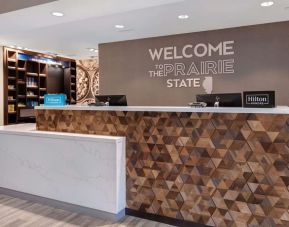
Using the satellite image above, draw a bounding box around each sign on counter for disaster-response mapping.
[243,91,275,108]
[44,94,66,106]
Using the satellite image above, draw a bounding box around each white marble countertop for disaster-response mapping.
[35,105,289,114]
[0,123,124,143]
[0,124,126,217]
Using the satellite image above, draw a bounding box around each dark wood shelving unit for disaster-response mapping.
[5,50,18,124]
[3,47,76,125]
[64,61,77,104]
[39,63,47,105]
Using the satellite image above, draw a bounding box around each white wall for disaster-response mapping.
[0,47,3,126]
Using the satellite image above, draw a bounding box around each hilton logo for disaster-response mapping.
[243,91,275,108]
[246,94,269,104]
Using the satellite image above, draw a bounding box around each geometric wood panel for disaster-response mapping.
[36,110,289,226]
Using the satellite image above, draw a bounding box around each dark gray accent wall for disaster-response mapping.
[99,22,289,106]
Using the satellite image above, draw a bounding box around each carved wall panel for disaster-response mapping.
[76,59,99,103]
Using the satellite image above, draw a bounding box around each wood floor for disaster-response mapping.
[0,194,174,227]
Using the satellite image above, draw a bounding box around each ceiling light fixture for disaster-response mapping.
[115,24,125,29]
[178,14,189,19]
[88,48,98,53]
[17,46,23,49]
[52,12,64,17]
[261,1,274,7]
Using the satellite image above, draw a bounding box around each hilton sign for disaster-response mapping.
[243,91,275,108]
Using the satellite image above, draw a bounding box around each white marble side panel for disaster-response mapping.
[0,132,125,214]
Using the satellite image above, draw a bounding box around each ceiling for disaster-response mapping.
[0,0,289,59]
[0,0,57,14]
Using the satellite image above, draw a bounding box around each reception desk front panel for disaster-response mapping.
[35,107,289,226]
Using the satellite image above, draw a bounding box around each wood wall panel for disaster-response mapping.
[36,110,289,226]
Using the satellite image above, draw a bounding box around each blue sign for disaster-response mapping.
[18,53,70,67]
[44,94,66,106]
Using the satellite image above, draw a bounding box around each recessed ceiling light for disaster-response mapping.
[17,46,23,49]
[261,1,274,7]
[115,24,125,29]
[52,12,64,17]
[178,14,189,19]
[88,48,98,52]
[24,48,28,50]
[9,45,15,48]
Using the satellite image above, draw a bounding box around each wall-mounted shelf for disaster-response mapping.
[26,72,38,77]
[27,95,39,98]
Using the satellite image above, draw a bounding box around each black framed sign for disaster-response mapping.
[243,91,275,108]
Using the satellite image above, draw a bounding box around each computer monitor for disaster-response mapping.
[196,93,242,107]
[95,95,127,106]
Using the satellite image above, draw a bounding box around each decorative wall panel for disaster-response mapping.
[76,59,99,103]
[36,110,289,226]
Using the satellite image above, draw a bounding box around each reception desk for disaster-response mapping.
[35,105,289,226]
[0,123,126,221]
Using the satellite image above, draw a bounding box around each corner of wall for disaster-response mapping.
[0,46,4,126]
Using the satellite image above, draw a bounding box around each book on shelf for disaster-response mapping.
[8,104,15,112]
[8,85,15,90]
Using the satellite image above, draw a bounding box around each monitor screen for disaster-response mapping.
[95,95,127,106]
[196,93,242,107]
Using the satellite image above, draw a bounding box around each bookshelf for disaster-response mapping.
[3,47,76,125]
[64,61,77,105]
